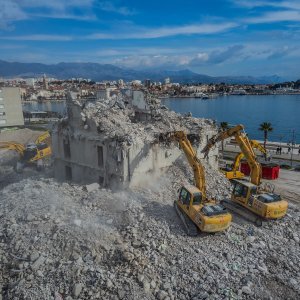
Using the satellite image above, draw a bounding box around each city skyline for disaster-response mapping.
[0,0,300,80]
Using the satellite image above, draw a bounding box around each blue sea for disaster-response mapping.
[162,95,300,143]
[23,95,300,143]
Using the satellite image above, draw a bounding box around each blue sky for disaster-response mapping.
[0,0,300,79]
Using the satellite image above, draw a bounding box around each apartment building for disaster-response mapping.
[0,87,24,127]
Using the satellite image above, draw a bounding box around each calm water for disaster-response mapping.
[23,101,67,114]
[23,95,300,143]
[163,95,300,143]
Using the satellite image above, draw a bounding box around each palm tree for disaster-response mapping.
[220,122,229,155]
[259,122,273,150]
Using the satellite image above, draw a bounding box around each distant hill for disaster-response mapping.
[0,60,283,84]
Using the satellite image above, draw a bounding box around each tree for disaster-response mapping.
[220,122,229,155]
[259,122,273,150]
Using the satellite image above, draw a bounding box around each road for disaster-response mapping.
[267,169,300,205]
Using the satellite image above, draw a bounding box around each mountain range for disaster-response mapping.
[0,60,283,84]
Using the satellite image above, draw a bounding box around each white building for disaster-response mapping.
[0,87,24,127]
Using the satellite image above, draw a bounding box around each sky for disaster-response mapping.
[0,0,300,79]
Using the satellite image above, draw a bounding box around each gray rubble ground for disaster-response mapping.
[0,159,299,300]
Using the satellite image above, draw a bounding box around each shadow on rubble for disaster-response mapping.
[0,165,53,190]
[143,200,186,235]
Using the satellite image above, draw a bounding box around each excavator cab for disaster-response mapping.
[231,179,288,220]
[22,143,39,162]
[175,185,232,234]
[178,186,202,206]
[24,142,51,162]
[232,180,257,205]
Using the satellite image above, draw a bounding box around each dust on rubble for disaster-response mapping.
[0,159,299,300]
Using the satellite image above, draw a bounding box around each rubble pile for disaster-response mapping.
[82,101,214,144]
[0,161,299,300]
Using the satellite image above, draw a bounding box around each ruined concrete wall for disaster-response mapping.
[125,143,182,187]
[52,93,219,189]
[52,97,125,187]
[128,130,219,188]
[53,127,218,188]
[52,128,125,187]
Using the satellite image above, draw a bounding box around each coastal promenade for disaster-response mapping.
[223,140,300,166]
[222,140,300,204]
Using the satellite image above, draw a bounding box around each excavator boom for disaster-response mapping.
[203,124,262,185]
[0,142,26,156]
[35,131,51,145]
[231,140,267,175]
[172,131,206,198]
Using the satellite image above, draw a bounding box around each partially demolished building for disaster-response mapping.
[52,91,219,188]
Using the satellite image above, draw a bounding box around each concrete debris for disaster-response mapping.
[0,160,299,300]
[84,183,100,193]
[52,92,218,187]
[83,100,213,144]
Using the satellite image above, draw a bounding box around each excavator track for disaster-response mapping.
[220,199,264,227]
[174,201,198,236]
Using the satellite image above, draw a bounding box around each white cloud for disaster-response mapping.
[0,0,97,28]
[246,10,300,23]
[112,43,300,70]
[1,34,73,41]
[15,0,94,11]
[115,54,192,69]
[17,0,134,18]
[233,0,300,10]
[114,45,246,69]
[30,13,96,21]
[195,53,209,61]
[88,22,238,39]
[233,0,300,24]
[97,1,136,16]
[0,0,27,29]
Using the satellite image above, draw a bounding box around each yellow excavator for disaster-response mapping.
[159,131,232,235]
[222,139,268,179]
[202,124,288,225]
[0,131,52,171]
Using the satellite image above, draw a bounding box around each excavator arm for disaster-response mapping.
[161,131,206,199]
[173,131,206,199]
[35,131,50,145]
[250,140,266,154]
[202,124,262,185]
[202,124,244,158]
[0,142,26,157]
[231,140,267,173]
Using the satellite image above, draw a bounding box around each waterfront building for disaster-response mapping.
[144,79,151,88]
[43,74,48,90]
[164,77,171,84]
[0,87,24,127]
